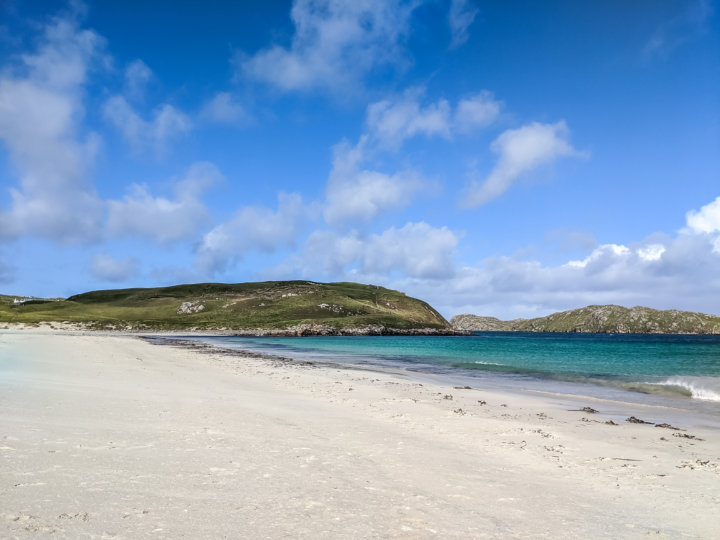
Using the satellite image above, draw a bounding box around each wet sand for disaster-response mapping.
[1,329,719,538]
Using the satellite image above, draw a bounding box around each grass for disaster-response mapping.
[0,281,450,331]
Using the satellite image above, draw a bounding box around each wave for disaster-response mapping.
[647,376,720,402]
[459,362,720,403]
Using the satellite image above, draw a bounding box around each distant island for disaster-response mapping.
[0,281,455,335]
[451,305,720,335]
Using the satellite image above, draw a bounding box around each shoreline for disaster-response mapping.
[0,320,468,336]
[5,320,720,336]
[2,329,720,537]
[176,333,720,425]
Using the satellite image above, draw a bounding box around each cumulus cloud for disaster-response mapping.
[276,222,459,280]
[196,193,306,274]
[240,0,417,93]
[107,162,221,243]
[383,238,716,320]
[199,92,246,124]
[685,195,720,252]
[269,197,720,319]
[124,59,152,100]
[388,199,720,319]
[0,9,105,244]
[90,253,140,282]
[319,89,500,228]
[103,95,191,154]
[361,222,458,278]
[448,0,478,48]
[323,137,426,227]
[464,121,584,207]
[686,196,720,234]
[365,89,500,150]
[454,91,501,133]
[366,91,452,150]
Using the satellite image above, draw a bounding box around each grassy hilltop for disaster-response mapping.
[451,305,720,334]
[0,281,450,332]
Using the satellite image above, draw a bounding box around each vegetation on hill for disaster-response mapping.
[451,305,720,334]
[0,281,451,333]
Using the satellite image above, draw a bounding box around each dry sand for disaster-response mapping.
[1,329,719,538]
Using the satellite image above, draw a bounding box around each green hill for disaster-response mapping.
[0,281,451,333]
[451,305,720,334]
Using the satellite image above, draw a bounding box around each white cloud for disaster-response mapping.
[448,0,478,48]
[454,91,501,132]
[196,193,306,274]
[268,199,720,319]
[320,89,500,229]
[395,203,720,319]
[393,230,719,320]
[107,162,221,243]
[366,90,452,150]
[686,196,720,234]
[361,222,458,278]
[103,95,191,154]
[0,10,105,244]
[90,253,140,282]
[637,244,666,261]
[323,137,426,227]
[365,89,500,149]
[240,0,417,93]
[275,222,459,280]
[567,244,630,268]
[464,121,584,207]
[199,92,246,124]
[19,10,107,90]
[685,195,720,253]
[124,59,152,100]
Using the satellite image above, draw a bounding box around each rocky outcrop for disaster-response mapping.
[451,305,720,334]
[450,314,523,331]
[230,324,468,337]
[177,301,205,314]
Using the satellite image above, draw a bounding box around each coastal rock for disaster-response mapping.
[225,325,468,337]
[450,314,526,331]
[177,301,205,315]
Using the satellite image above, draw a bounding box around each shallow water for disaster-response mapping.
[192,332,720,420]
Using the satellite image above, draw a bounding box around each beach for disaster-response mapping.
[1,329,719,538]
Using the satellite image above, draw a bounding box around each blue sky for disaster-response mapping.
[1,0,718,319]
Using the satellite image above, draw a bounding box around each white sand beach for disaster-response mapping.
[1,329,719,538]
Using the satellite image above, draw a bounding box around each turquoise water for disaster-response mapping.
[198,332,720,404]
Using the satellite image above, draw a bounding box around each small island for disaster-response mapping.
[451,305,720,334]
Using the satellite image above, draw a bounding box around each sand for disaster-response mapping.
[1,329,719,538]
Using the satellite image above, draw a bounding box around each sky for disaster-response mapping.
[0,0,719,319]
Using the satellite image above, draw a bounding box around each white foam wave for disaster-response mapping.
[474,361,502,366]
[657,376,720,402]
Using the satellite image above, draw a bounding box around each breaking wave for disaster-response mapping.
[655,376,720,402]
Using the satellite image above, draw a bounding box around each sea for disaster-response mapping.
[191,332,720,422]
